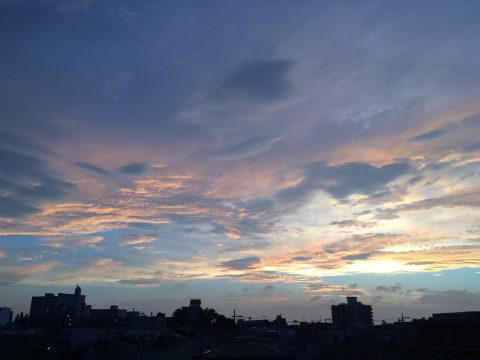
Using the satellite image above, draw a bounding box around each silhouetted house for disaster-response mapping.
[410,311,480,358]
[0,307,12,327]
[29,284,86,326]
[272,314,287,329]
[125,310,166,330]
[431,311,480,320]
[90,305,127,328]
[331,296,373,327]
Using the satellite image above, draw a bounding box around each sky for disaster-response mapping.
[1,0,480,322]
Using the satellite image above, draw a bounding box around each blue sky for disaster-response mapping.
[1,0,480,321]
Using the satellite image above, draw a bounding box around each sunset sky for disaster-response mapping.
[1,0,480,322]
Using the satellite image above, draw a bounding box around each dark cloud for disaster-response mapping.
[117,162,150,176]
[408,175,424,185]
[215,136,284,161]
[383,188,480,217]
[220,256,261,270]
[74,161,111,176]
[0,147,75,217]
[0,131,52,154]
[376,283,402,293]
[418,290,480,308]
[292,256,311,261]
[278,161,411,203]
[462,114,480,127]
[342,252,374,261]
[0,272,22,286]
[462,141,480,153]
[330,219,375,228]
[220,240,271,254]
[0,196,38,217]
[409,128,448,142]
[218,59,293,103]
[118,278,160,285]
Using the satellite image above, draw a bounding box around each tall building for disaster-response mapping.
[30,293,57,324]
[181,299,202,322]
[29,284,86,326]
[0,307,13,327]
[331,296,373,327]
[57,284,86,321]
[188,299,202,321]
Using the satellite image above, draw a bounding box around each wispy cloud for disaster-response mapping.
[220,256,261,271]
[214,136,284,161]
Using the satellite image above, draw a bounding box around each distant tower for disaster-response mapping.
[75,283,81,296]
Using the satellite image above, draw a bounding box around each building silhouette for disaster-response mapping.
[29,284,86,326]
[331,296,373,327]
[412,311,480,357]
[0,307,12,327]
[183,299,202,322]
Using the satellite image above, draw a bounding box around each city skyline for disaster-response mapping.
[1,0,480,322]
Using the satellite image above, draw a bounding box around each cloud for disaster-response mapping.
[177,58,294,131]
[342,252,375,261]
[278,160,411,203]
[42,235,104,248]
[0,131,52,155]
[118,278,161,285]
[220,256,261,270]
[292,256,311,262]
[217,59,293,103]
[330,219,375,228]
[376,283,402,293]
[381,187,480,217]
[409,128,449,142]
[462,141,480,153]
[77,258,123,277]
[0,262,58,285]
[219,240,271,254]
[74,161,111,176]
[0,147,75,217]
[120,234,157,246]
[116,162,150,176]
[0,196,38,217]
[303,282,362,297]
[215,136,284,161]
[418,290,480,308]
